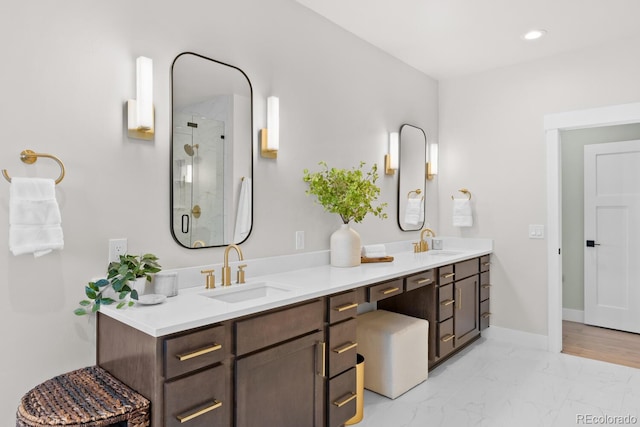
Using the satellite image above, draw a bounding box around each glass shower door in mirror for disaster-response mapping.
[171,52,253,248]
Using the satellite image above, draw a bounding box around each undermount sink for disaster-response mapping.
[425,250,462,256]
[199,281,294,304]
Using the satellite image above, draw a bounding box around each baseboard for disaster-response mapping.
[562,308,584,323]
[482,325,548,350]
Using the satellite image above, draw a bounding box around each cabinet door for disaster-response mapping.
[236,331,325,427]
[454,276,479,346]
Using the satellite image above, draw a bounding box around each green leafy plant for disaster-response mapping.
[74,253,161,315]
[303,161,388,224]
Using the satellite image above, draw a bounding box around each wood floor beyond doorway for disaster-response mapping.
[562,320,640,369]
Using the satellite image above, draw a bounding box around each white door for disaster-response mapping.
[584,140,640,333]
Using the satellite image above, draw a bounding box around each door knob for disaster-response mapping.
[586,240,600,247]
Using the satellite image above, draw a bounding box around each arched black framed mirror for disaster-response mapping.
[397,124,427,231]
[171,52,253,248]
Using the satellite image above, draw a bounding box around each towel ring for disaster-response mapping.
[2,150,66,185]
[407,189,422,199]
[451,188,471,200]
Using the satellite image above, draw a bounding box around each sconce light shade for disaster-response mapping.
[127,56,154,140]
[385,132,399,175]
[427,143,438,180]
[261,96,279,158]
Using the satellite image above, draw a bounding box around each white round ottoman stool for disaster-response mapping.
[356,310,429,399]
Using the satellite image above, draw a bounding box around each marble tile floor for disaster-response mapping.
[358,337,640,427]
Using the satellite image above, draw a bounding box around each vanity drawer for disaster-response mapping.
[328,367,357,427]
[164,364,230,427]
[480,255,491,272]
[164,324,226,380]
[480,299,491,331]
[328,318,357,378]
[438,284,454,322]
[235,299,324,356]
[367,278,403,303]
[328,290,359,324]
[455,258,479,280]
[439,265,455,285]
[437,318,455,358]
[405,269,435,292]
[480,271,491,301]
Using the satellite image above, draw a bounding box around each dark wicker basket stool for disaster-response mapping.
[16,366,150,427]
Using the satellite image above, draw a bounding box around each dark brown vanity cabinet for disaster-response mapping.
[235,300,326,427]
[378,257,485,369]
[97,313,233,427]
[452,259,480,349]
[326,291,359,427]
[479,255,491,330]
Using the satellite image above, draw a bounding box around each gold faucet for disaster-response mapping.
[222,244,245,286]
[415,228,436,252]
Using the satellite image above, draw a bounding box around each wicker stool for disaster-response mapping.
[16,366,150,427]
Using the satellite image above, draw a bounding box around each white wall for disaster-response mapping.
[0,0,438,423]
[439,35,640,336]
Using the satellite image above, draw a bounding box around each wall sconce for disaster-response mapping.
[260,96,279,158]
[427,143,438,180]
[127,56,154,140]
[385,132,399,175]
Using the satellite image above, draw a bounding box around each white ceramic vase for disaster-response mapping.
[330,224,361,267]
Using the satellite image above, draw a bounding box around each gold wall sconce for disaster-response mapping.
[385,132,399,175]
[427,143,438,180]
[260,96,279,158]
[127,56,154,140]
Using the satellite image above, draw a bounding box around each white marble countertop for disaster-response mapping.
[99,238,492,337]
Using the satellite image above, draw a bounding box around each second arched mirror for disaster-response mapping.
[397,124,427,231]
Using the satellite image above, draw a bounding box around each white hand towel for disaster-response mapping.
[9,177,64,257]
[233,178,252,242]
[453,198,473,227]
[361,244,387,258]
[404,198,423,226]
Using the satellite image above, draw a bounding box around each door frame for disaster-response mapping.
[544,102,640,353]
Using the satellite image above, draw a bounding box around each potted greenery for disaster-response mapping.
[74,253,161,315]
[303,161,387,267]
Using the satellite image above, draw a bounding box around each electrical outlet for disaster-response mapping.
[295,231,305,250]
[109,238,128,263]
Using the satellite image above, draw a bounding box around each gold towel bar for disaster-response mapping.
[2,149,66,184]
[451,188,471,200]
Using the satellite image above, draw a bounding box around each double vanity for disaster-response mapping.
[97,238,492,427]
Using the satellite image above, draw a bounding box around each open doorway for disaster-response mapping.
[545,102,640,354]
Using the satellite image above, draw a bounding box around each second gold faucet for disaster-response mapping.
[222,244,245,286]
[415,228,436,252]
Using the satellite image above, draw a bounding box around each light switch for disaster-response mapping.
[529,225,544,239]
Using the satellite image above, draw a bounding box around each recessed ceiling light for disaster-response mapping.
[522,29,547,41]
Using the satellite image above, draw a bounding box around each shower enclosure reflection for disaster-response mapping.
[171,53,253,248]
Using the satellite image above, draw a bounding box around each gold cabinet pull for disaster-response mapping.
[177,400,222,423]
[333,392,357,408]
[333,342,358,354]
[457,289,462,310]
[335,302,358,312]
[318,342,326,377]
[416,278,432,285]
[482,262,490,267]
[481,284,492,289]
[440,299,455,306]
[441,334,455,343]
[176,344,222,361]
[482,312,492,319]
[381,287,400,295]
[441,272,455,279]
